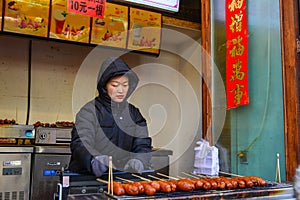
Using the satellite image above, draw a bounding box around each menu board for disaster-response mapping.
[50,0,90,43]
[90,3,128,49]
[3,0,50,37]
[124,0,180,12]
[127,7,161,54]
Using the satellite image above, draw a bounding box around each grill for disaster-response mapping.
[56,171,295,200]
[106,182,293,199]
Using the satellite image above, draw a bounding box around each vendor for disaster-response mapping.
[68,57,152,177]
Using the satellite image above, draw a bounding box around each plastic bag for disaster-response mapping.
[193,139,219,176]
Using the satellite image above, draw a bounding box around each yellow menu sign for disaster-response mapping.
[50,0,90,43]
[90,3,128,49]
[127,7,161,54]
[3,0,50,37]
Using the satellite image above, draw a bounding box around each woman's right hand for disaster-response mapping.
[91,155,110,177]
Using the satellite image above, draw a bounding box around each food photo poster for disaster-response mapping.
[3,0,50,37]
[90,2,128,49]
[50,0,90,43]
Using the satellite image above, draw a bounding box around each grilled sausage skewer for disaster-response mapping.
[115,176,145,195]
[96,178,126,196]
[152,174,195,192]
[156,172,179,180]
[139,174,172,193]
[247,176,267,186]
[112,182,126,196]
[180,172,205,190]
[219,171,267,187]
[131,174,161,192]
[115,176,157,196]
[140,182,157,196]
[122,182,140,195]
[148,174,177,192]
[156,173,197,192]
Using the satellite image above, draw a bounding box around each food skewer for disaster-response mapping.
[130,174,159,195]
[96,178,108,184]
[97,177,126,196]
[108,164,111,194]
[131,173,152,181]
[181,172,200,179]
[275,153,281,183]
[132,173,175,193]
[116,176,134,182]
[107,156,113,195]
[110,157,113,195]
[151,173,198,192]
[98,176,139,196]
[156,172,178,180]
[148,174,175,180]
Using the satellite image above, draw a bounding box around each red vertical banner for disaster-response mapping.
[226,0,249,109]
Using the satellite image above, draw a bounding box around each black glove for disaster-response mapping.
[124,159,144,173]
[91,155,111,177]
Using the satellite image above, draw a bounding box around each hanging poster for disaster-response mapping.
[90,2,128,48]
[3,0,50,37]
[68,0,106,18]
[127,7,161,55]
[50,0,90,43]
[225,0,249,109]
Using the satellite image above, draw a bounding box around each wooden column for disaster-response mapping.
[280,0,300,181]
[201,0,212,144]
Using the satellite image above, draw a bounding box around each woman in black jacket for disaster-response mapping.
[69,57,152,176]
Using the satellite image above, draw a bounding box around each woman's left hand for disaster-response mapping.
[124,159,144,173]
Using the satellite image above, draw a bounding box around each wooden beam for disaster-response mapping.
[162,16,201,30]
[279,0,300,181]
[201,0,212,144]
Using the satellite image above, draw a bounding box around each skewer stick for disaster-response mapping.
[181,172,199,179]
[194,174,206,178]
[218,171,243,177]
[107,156,113,195]
[108,164,111,194]
[156,172,178,180]
[110,156,113,195]
[192,173,215,178]
[96,178,108,184]
[148,174,173,181]
[116,176,134,183]
[131,174,151,181]
[275,153,281,183]
[147,174,161,180]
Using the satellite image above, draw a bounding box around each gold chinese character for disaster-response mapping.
[230,84,244,105]
[230,11,243,32]
[231,59,245,81]
[228,0,244,12]
[230,35,245,57]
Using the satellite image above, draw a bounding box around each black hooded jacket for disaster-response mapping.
[68,57,152,174]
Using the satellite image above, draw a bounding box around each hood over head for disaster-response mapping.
[97,57,139,105]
